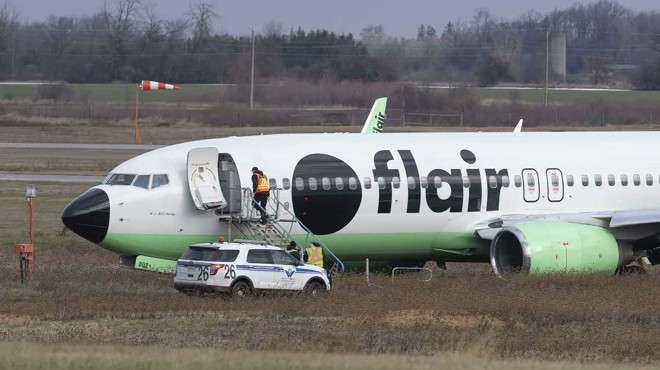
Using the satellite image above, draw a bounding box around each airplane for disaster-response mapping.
[361,97,387,133]
[61,128,660,276]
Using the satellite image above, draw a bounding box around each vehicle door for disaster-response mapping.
[245,249,277,289]
[269,249,303,290]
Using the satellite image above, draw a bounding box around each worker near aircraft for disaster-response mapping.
[304,242,324,267]
[251,166,270,224]
[286,241,302,263]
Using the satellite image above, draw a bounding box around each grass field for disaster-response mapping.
[1,83,660,104]
[1,178,660,368]
[2,117,660,369]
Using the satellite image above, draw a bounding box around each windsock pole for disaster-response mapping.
[134,84,141,144]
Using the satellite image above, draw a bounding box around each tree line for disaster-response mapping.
[0,0,658,88]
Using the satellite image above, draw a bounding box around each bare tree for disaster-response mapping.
[41,16,76,79]
[263,20,284,38]
[189,1,219,51]
[0,2,19,77]
[102,0,141,79]
[141,1,163,49]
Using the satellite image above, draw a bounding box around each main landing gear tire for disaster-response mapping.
[304,281,326,296]
[231,281,253,297]
[618,265,647,276]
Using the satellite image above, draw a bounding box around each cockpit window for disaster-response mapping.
[151,174,169,189]
[107,173,136,185]
[133,175,150,189]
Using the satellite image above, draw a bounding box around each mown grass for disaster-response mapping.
[1,180,660,367]
[473,87,660,103]
[1,83,659,104]
[2,342,657,370]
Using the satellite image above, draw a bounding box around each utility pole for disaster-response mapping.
[544,30,549,107]
[250,29,255,110]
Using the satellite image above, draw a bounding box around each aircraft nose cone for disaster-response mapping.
[62,188,110,243]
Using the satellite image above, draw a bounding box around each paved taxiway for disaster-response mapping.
[0,142,155,183]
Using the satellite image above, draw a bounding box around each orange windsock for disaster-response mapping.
[140,80,181,91]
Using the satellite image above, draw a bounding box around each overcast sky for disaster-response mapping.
[15,0,659,38]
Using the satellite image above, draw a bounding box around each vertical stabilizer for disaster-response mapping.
[361,97,387,133]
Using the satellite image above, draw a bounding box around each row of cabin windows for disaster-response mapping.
[566,174,656,187]
[267,173,659,191]
[271,175,523,191]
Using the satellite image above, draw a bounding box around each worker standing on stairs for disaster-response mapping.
[251,166,270,224]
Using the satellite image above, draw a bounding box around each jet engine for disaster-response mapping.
[490,222,633,275]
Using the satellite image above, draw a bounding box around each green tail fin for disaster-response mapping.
[361,97,387,133]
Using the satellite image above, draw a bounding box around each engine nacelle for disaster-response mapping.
[490,222,633,275]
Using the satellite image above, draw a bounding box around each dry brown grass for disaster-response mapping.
[2,124,660,368]
[2,342,658,370]
[0,180,660,366]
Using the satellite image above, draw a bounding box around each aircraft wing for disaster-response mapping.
[473,208,660,240]
[361,97,387,133]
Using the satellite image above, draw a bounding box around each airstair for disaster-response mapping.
[217,188,345,275]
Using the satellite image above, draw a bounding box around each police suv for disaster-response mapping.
[174,241,331,296]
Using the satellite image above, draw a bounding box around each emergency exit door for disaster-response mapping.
[522,169,540,203]
[546,168,564,202]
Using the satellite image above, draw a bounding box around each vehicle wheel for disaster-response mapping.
[231,281,252,297]
[304,280,326,296]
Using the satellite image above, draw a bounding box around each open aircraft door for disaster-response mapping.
[187,147,227,210]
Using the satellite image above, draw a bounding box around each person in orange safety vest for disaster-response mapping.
[251,166,270,224]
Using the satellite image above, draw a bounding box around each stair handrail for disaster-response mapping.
[242,187,345,275]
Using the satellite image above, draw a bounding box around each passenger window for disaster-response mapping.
[348,177,358,190]
[420,176,428,189]
[181,247,218,261]
[502,176,510,187]
[335,177,344,190]
[581,175,589,186]
[566,175,574,187]
[646,174,653,186]
[488,176,497,188]
[594,174,602,187]
[377,177,386,190]
[363,177,372,189]
[269,178,277,189]
[246,249,273,264]
[295,177,304,191]
[151,174,169,188]
[433,176,442,188]
[392,177,400,189]
[322,177,331,190]
[462,176,470,188]
[621,174,628,186]
[107,173,136,186]
[514,175,522,187]
[270,250,298,265]
[407,176,416,190]
[282,178,291,190]
[551,173,559,187]
[633,174,641,186]
[309,177,318,190]
[608,175,615,186]
[215,250,239,262]
[133,175,150,189]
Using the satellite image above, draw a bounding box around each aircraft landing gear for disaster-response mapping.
[617,264,647,276]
